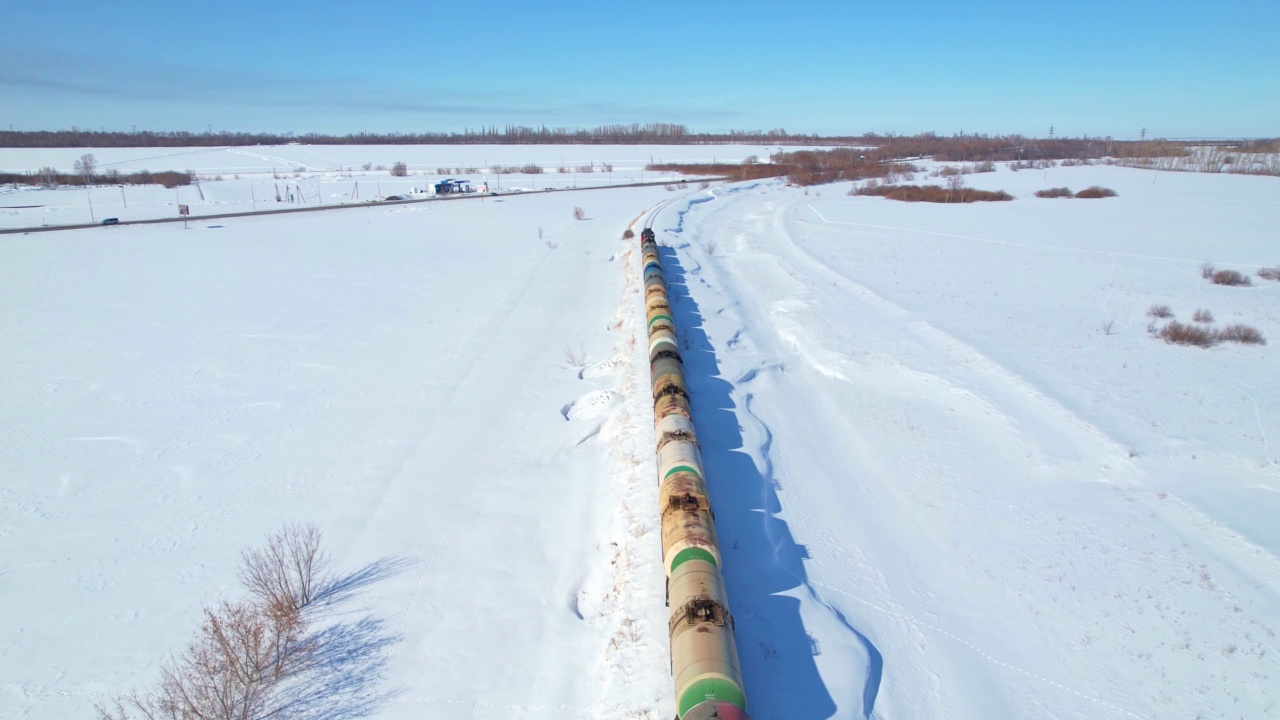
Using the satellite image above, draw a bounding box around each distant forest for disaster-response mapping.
[1,124,832,148]
[8,125,1271,152]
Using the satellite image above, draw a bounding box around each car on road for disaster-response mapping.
[101,218,119,225]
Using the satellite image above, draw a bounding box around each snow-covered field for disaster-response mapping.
[2,154,1278,720]
[0,144,788,229]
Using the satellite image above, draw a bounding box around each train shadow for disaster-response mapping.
[657,245,841,720]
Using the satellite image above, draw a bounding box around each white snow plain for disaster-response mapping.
[0,144,790,229]
[2,156,1278,720]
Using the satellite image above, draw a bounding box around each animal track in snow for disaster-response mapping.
[560,389,619,421]
[582,357,624,379]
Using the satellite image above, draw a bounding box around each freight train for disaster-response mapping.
[641,226,751,720]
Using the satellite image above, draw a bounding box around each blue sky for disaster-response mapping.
[2,0,1276,138]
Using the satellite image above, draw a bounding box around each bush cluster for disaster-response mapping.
[1073,186,1117,198]
[493,163,544,174]
[1211,269,1252,286]
[1035,187,1074,198]
[1,168,193,188]
[1157,321,1266,347]
[852,184,1013,203]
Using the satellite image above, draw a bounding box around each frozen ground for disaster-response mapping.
[2,156,1278,720]
[0,144,791,229]
[659,164,1279,719]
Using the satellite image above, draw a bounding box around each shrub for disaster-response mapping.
[573,206,585,220]
[1216,324,1266,345]
[852,184,1013,203]
[1256,266,1280,281]
[1192,308,1214,323]
[1210,269,1252,286]
[1159,321,1217,347]
[239,523,329,612]
[390,162,408,177]
[97,525,331,720]
[1147,304,1174,318]
[493,163,544,174]
[1035,187,1073,198]
[362,162,372,171]
[1200,262,1217,279]
[1074,186,1117,198]
[622,229,635,240]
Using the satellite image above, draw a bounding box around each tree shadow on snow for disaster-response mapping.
[276,557,414,720]
[658,246,882,720]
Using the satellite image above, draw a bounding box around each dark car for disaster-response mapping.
[101,218,120,225]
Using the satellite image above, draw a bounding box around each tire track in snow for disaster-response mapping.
[809,580,1146,720]
[806,204,1271,269]
[681,188,1165,718]
[387,252,554,632]
[659,189,877,719]
[784,203,1142,481]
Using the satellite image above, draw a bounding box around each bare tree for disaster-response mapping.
[945,173,965,202]
[75,153,97,183]
[96,598,312,720]
[238,523,329,613]
[389,162,408,177]
[572,206,586,220]
[37,166,59,189]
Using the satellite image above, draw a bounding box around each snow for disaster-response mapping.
[0,145,794,229]
[2,153,1278,720]
[658,165,1279,719]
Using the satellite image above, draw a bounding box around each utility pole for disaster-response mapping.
[87,188,95,223]
[120,185,127,208]
[1140,126,1147,140]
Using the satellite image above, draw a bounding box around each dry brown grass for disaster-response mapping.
[1256,266,1280,281]
[1192,308,1214,323]
[854,184,1013,203]
[1159,321,1217,347]
[1156,320,1266,347]
[1074,186,1117,198]
[1216,324,1266,345]
[1210,269,1252,286]
[1035,187,1073,198]
[1147,304,1174,319]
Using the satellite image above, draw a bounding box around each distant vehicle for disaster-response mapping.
[384,194,409,201]
[101,218,119,225]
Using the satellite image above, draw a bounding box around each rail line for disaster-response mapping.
[640,210,751,720]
